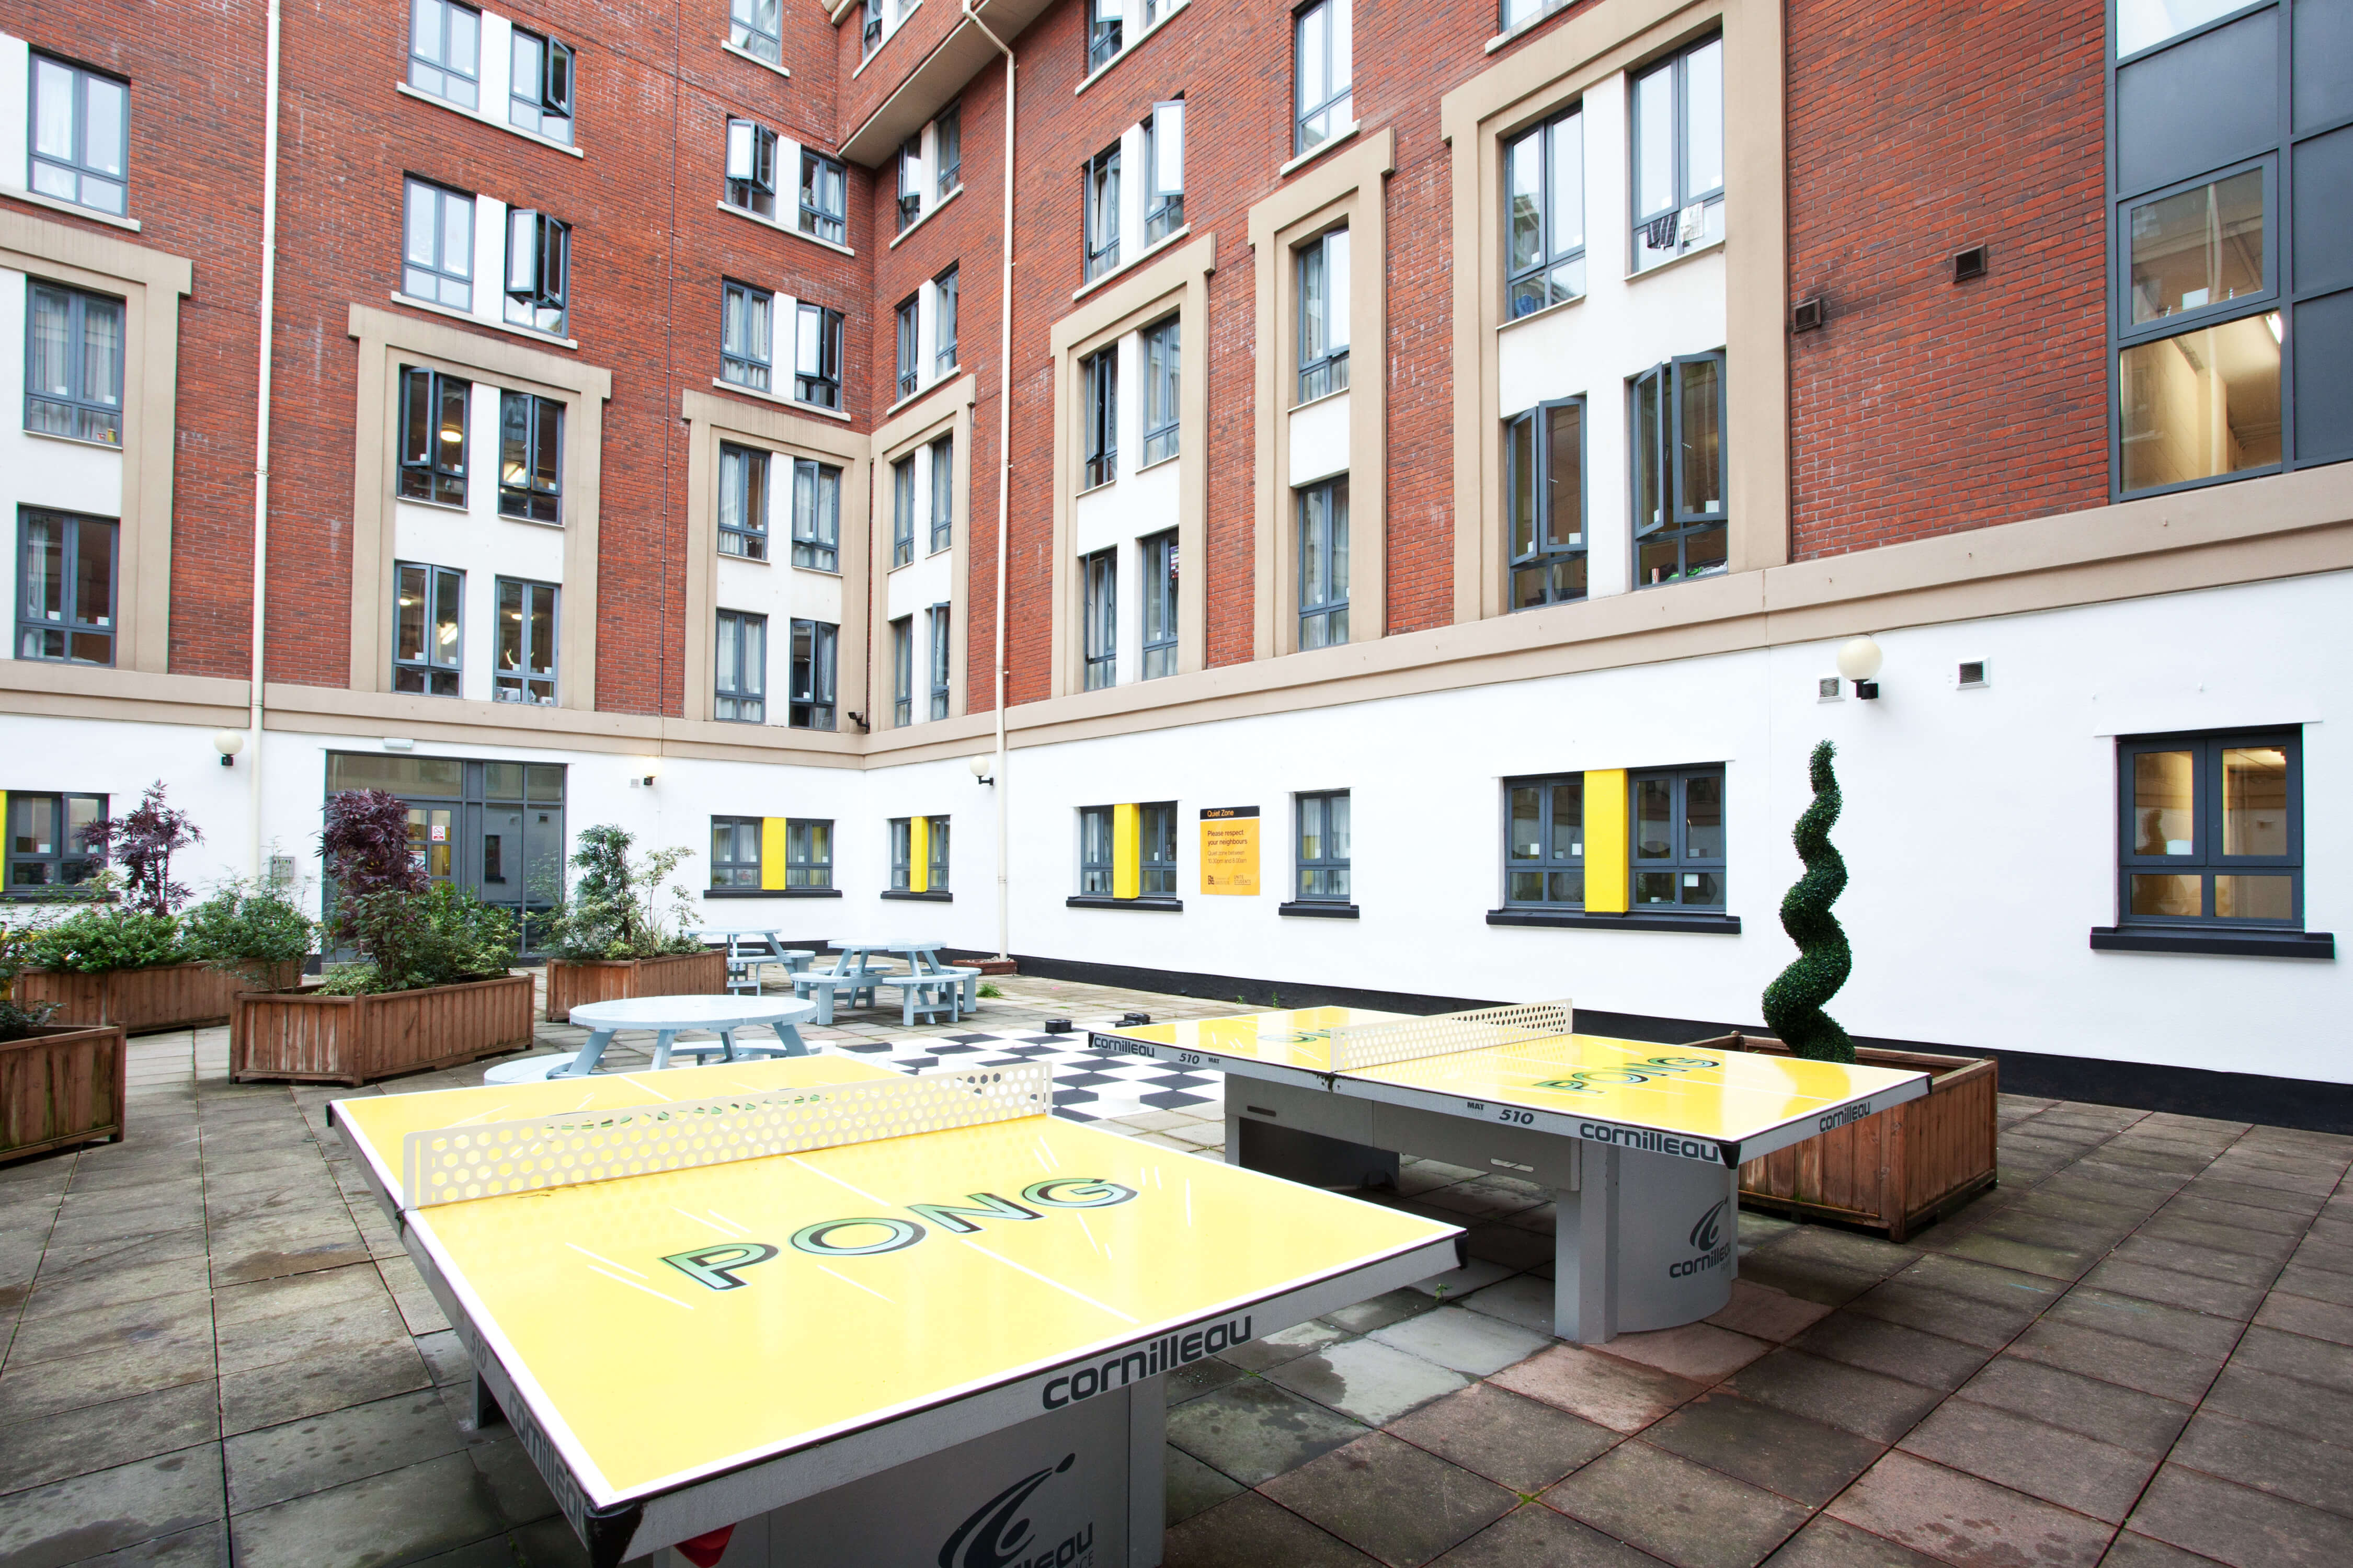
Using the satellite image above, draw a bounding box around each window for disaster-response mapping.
[711,816,762,887]
[403,178,475,311]
[935,267,959,375]
[730,0,783,63]
[928,437,954,553]
[891,454,916,566]
[409,0,482,109]
[1145,100,1185,244]
[1631,353,1726,586]
[892,616,913,726]
[497,392,562,524]
[6,792,105,890]
[898,136,924,233]
[1139,802,1178,895]
[1297,791,1351,901]
[890,817,914,889]
[1297,478,1349,649]
[1630,36,1724,272]
[394,563,464,696]
[791,459,841,569]
[1631,766,1725,910]
[799,150,848,245]
[1082,548,1117,690]
[719,443,770,560]
[722,280,775,391]
[1507,397,1586,609]
[500,210,568,335]
[509,30,574,143]
[2118,731,2301,927]
[1140,530,1177,680]
[1506,105,1584,317]
[1297,227,1350,402]
[1294,0,1352,155]
[895,296,921,399]
[935,105,962,195]
[794,303,844,409]
[398,368,470,508]
[16,509,117,667]
[1088,0,1123,72]
[494,578,558,705]
[29,55,128,215]
[1083,346,1117,488]
[2116,0,2246,56]
[1141,317,1180,465]
[863,0,884,53]
[1079,806,1114,893]
[787,820,833,889]
[1084,143,1122,281]
[928,815,951,890]
[788,618,838,728]
[24,283,124,446]
[725,119,779,219]
[929,604,951,718]
[1504,775,1581,906]
[1500,0,1568,33]
[715,609,767,722]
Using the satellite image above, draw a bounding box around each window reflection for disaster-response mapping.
[2132,750,2195,855]
[2129,170,2263,324]
[2118,312,2281,492]
[2221,746,2287,856]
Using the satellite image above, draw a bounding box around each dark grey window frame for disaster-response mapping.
[402,177,475,311]
[1296,227,1350,402]
[1507,395,1587,609]
[1079,805,1114,894]
[794,302,844,410]
[710,815,762,887]
[1139,801,1178,895]
[408,0,482,109]
[1083,345,1118,488]
[715,609,767,723]
[508,29,574,143]
[787,819,834,889]
[890,816,914,889]
[935,104,962,194]
[398,367,470,508]
[1082,547,1117,691]
[725,119,779,219]
[1294,0,1352,155]
[1297,477,1349,649]
[928,436,954,553]
[927,814,951,890]
[863,0,885,54]
[1629,765,1727,912]
[788,617,838,729]
[895,295,921,399]
[28,53,129,216]
[1088,0,1124,72]
[1505,102,1586,318]
[2115,727,2303,929]
[5,791,106,892]
[1084,143,1122,281]
[929,603,951,718]
[496,391,562,524]
[493,576,558,705]
[1503,773,1582,907]
[1629,34,1725,271]
[1141,316,1180,465]
[1296,789,1351,902]
[935,266,960,375]
[393,561,464,696]
[898,136,925,233]
[16,507,117,668]
[791,458,841,569]
[891,453,916,566]
[24,281,125,447]
[1145,99,1184,244]
[799,150,849,244]
[729,0,783,63]
[1500,0,1571,35]
[891,615,913,726]
[1140,528,1177,680]
[719,442,770,561]
[1630,351,1728,588]
[722,279,775,392]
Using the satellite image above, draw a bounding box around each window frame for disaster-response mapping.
[722,279,775,392]
[890,614,913,726]
[1145,99,1185,244]
[1140,316,1181,466]
[1297,477,1349,649]
[28,53,129,216]
[790,458,841,570]
[408,0,483,110]
[1084,142,1122,281]
[725,119,779,219]
[718,441,770,561]
[1294,0,1353,156]
[1506,395,1588,610]
[710,814,763,888]
[1088,0,1124,72]
[927,814,951,890]
[935,266,960,375]
[1140,528,1178,680]
[1628,765,1727,912]
[715,608,768,723]
[863,0,885,54]
[1504,103,1586,318]
[1082,345,1118,489]
[2112,157,2278,342]
[799,150,849,245]
[397,367,471,509]
[1630,351,1728,588]
[787,617,838,729]
[1629,34,1725,272]
[890,816,915,889]
[928,437,954,554]
[496,391,562,524]
[1296,789,1352,902]
[508,29,575,143]
[929,603,952,718]
[1139,801,1178,896]
[24,281,125,447]
[894,295,921,400]
[4,791,107,892]
[2116,728,2303,929]
[787,819,834,889]
[794,302,844,410]
[1079,805,1115,894]
[15,507,118,668]
[402,177,476,312]
[1502,773,1583,908]
[393,560,465,696]
[1082,547,1117,691]
[493,576,559,705]
[897,136,925,234]
[890,453,916,567]
[729,0,784,64]
[935,105,962,196]
[1296,226,1351,403]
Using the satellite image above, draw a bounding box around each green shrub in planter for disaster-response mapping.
[0,928,58,1042]
[321,882,518,995]
[182,880,315,993]
[21,906,190,974]
[540,825,703,960]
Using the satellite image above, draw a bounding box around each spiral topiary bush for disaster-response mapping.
[1763,738,1855,1063]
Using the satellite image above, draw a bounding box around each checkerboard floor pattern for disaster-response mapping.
[823,1029,1226,1121]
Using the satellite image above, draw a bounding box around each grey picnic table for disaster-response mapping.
[684,927,817,994]
[483,994,819,1082]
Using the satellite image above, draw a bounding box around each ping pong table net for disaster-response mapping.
[399,1063,1052,1209]
[1327,1001,1575,1074]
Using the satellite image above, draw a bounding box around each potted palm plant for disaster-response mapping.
[541,825,725,1022]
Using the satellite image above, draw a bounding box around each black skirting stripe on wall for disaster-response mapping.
[980,955,2353,1136]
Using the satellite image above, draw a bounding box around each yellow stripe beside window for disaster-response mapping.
[1112,803,1140,900]
[760,817,789,891]
[909,816,930,894]
[1583,770,1628,913]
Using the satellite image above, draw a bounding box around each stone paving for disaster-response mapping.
[1,970,2349,1568]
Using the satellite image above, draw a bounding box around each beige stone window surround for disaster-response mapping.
[1248,129,1392,661]
[1046,234,1215,699]
[679,385,871,741]
[346,303,611,706]
[1441,0,1788,625]
[1,213,192,680]
[866,373,976,729]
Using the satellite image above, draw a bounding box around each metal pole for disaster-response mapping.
[965,0,1016,963]
[245,0,283,878]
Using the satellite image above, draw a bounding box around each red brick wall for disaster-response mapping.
[1784,0,2110,559]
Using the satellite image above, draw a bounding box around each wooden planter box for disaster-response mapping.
[1699,1032,1999,1242]
[544,951,729,1023]
[230,972,536,1085]
[1,1023,127,1164]
[17,960,301,1036]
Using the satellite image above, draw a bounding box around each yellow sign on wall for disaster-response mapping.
[1200,807,1260,895]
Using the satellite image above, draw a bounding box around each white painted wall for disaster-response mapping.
[0,34,30,196]
[1289,392,1350,486]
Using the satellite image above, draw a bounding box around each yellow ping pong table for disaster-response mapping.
[330,1053,1460,1568]
[1085,1002,1929,1343]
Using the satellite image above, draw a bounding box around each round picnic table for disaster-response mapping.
[484,994,819,1083]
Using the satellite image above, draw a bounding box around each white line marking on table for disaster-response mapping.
[670,1206,741,1238]
[958,1240,1139,1324]
[566,1243,649,1278]
[817,1264,894,1304]
[707,1208,752,1236]
[1076,1215,1102,1257]
[785,1155,889,1207]
[589,1266,694,1309]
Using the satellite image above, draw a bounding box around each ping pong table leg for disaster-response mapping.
[469,1370,504,1431]
[1556,1143,1619,1344]
[771,1021,808,1057]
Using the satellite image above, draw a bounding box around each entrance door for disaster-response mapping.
[325,754,568,957]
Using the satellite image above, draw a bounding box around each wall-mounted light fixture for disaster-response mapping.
[969,753,996,786]
[1836,636,1884,701]
[382,737,416,752]
[628,758,660,789]
[213,729,246,768]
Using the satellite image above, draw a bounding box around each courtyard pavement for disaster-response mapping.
[1,970,2349,1568]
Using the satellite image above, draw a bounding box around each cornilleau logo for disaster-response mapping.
[938,1454,1092,1568]
[1689,1200,1726,1254]
[1670,1199,1732,1279]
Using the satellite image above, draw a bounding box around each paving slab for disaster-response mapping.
[1222,1318,1353,1373]
[2044,1288,2246,1358]
[0,1379,219,1496]
[1163,1489,1381,1568]
[1265,1335,1473,1426]
[1897,1398,2158,1524]
[2166,1407,2353,1518]
[2074,1259,2268,1321]
[1263,1431,1517,1567]
[2095,1532,2234,1568]
[1739,1253,1892,1308]
[223,1389,473,1513]
[1544,1439,1811,1568]
[2268,1261,2353,1304]
[1429,1504,1666,1568]
[1643,1390,1884,1507]
[2219,1323,2353,1392]
[2126,1461,2353,1568]
[218,1334,433,1436]
[1369,1306,1553,1377]
[1826,1450,2114,1568]
[1842,1280,2045,1351]
[2248,1289,2353,1346]
[1167,1355,1250,1405]
[1320,1288,1440,1335]
[1726,1348,1946,1444]
[19,1253,213,1321]
[1489,1344,1704,1433]
[225,1449,508,1568]
[1594,1321,1771,1383]
[66,1519,232,1566]
[0,1333,218,1422]
[1454,1273,1556,1334]
[1755,1515,1948,1568]
[1167,1445,1244,1525]
[2004,1320,2228,1404]
[1707,1280,1835,1343]
[0,1443,225,1568]
[1384,1382,1619,1493]
[1950,1355,2189,1458]
[1166,1377,1370,1486]
[3,1287,214,1371]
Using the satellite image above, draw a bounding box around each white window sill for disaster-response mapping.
[1135,449,1180,475]
[1077,475,1118,498]
[1072,225,1191,301]
[23,427,125,453]
[1626,236,1726,284]
[394,83,585,158]
[1288,384,1350,416]
[395,494,470,516]
[722,41,792,78]
[718,545,772,565]
[390,293,580,350]
[0,184,140,231]
[882,370,962,419]
[1497,291,1586,334]
[1486,2,1573,53]
[1072,0,1190,96]
[792,564,845,578]
[850,0,918,79]
[709,376,852,422]
[717,200,855,257]
[887,184,964,249]
[1279,122,1360,178]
